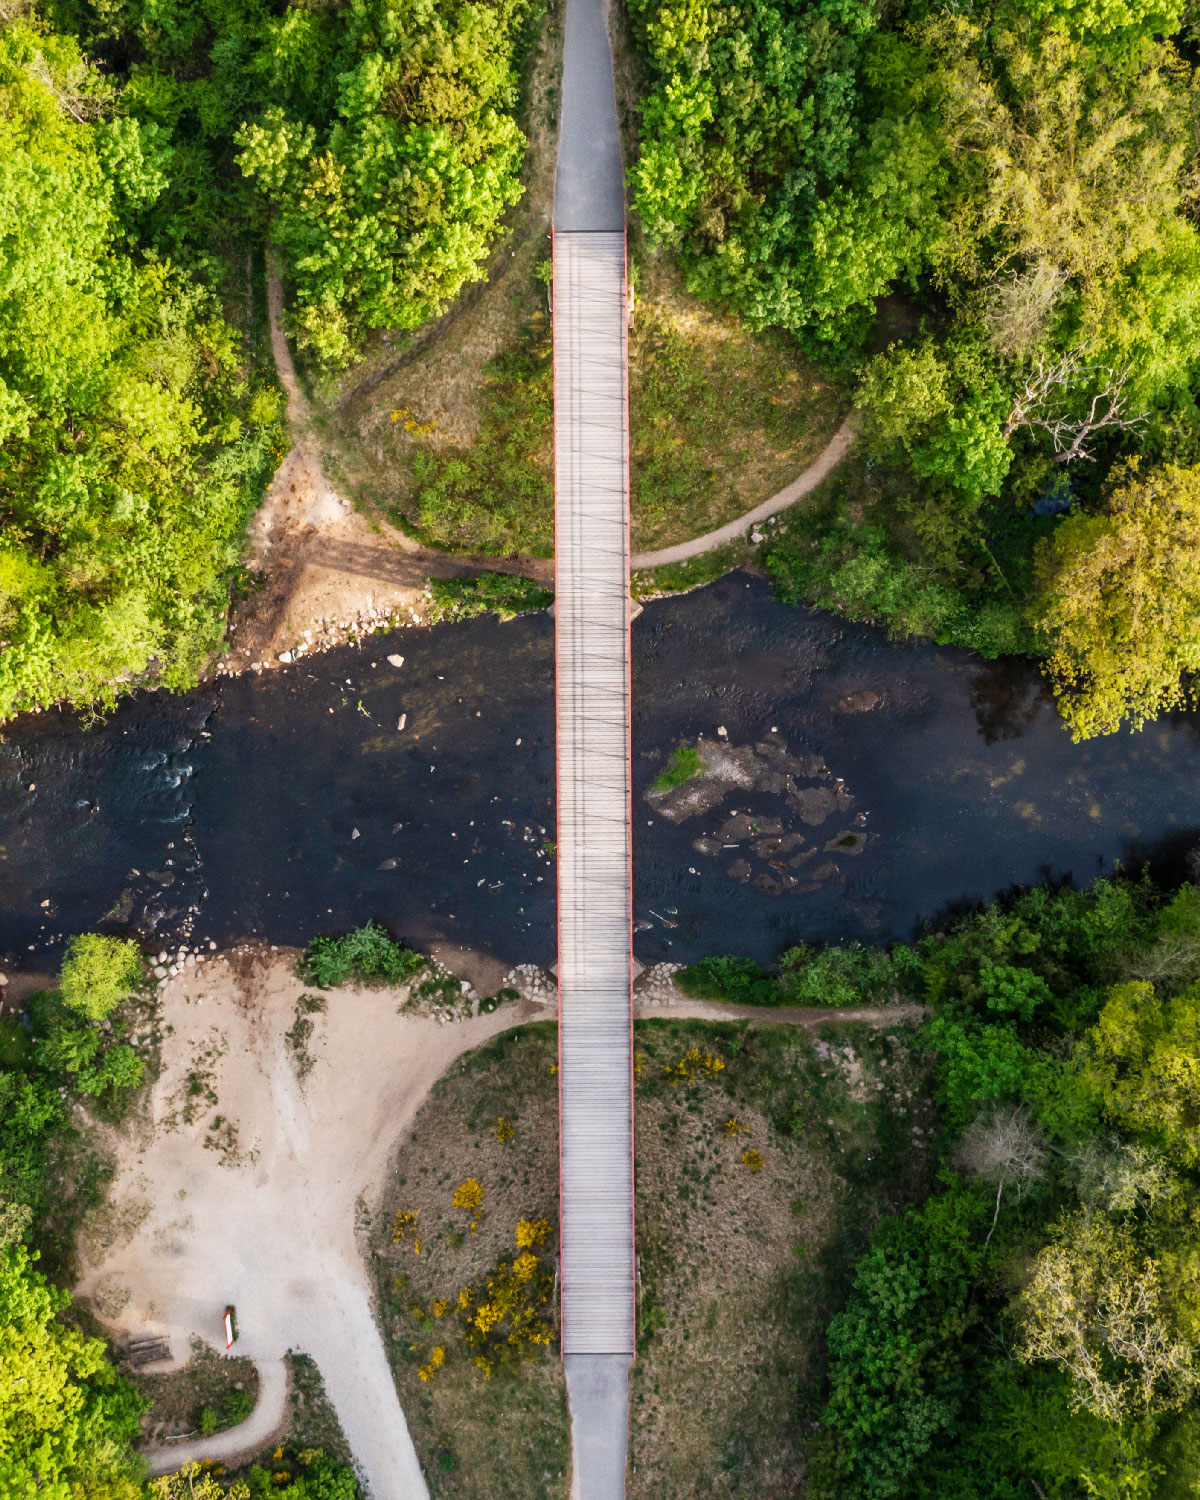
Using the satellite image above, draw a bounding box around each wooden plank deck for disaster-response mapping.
[553,228,635,1360]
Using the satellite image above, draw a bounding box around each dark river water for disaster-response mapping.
[3,572,1200,972]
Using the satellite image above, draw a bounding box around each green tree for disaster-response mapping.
[236,0,537,366]
[1079,978,1200,1167]
[59,935,142,1022]
[1030,461,1200,738]
[1013,1211,1200,1422]
[0,19,282,722]
[819,1187,991,1499]
[0,1244,144,1498]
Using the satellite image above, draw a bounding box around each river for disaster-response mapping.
[2,572,1198,973]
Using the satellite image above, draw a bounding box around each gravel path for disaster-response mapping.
[147,1358,289,1475]
[78,953,553,1500]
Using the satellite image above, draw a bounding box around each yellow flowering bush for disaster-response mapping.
[742,1149,765,1173]
[516,1216,552,1249]
[392,1209,419,1243]
[457,1221,557,1377]
[663,1046,725,1084]
[723,1116,745,1136]
[452,1177,484,1233]
[453,1178,484,1211]
[495,1116,516,1143]
[417,1345,446,1382]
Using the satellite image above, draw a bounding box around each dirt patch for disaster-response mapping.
[73,947,554,1496]
[629,1018,938,1498]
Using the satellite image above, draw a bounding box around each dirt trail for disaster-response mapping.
[635,996,929,1028]
[77,951,554,1499]
[227,264,552,675]
[629,416,857,571]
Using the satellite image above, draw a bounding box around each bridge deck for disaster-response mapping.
[554,228,635,1359]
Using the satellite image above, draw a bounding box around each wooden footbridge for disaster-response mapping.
[552,0,636,1491]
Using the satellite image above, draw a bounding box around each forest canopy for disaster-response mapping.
[631,0,1200,735]
[0,18,281,721]
[0,0,538,720]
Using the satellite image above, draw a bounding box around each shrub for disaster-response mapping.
[425,573,554,625]
[296,923,425,989]
[59,935,143,1021]
[651,745,703,791]
[674,955,780,1006]
[777,941,915,1008]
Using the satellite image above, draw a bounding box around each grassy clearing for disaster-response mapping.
[369,1024,569,1499]
[630,1019,937,1499]
[132,1340,259,1445]
[628,258,845,552]
[381,1014,935,1496]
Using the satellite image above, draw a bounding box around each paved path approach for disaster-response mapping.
[553,0,635,1492]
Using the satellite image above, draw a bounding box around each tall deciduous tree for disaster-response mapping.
[236,0,535,366]
[1030,461,1200,738]
[1013,1211,1200,1421]
[0,1245,143,1498]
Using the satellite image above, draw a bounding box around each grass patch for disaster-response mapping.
[133,1340,259,1445]
[628,258,846,553]
[631,541,749,598]
[371,1023,568,1500]
[629,1018,936,1498]
[426,572,554,624]
[277,1351,354,1468]
[297,922,426,989]
[651,744,702,792]
[404,320,555,555]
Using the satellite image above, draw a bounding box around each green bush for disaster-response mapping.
[297,923,426,989]
[651,745,703,791]
[425,573,553,625]
[777,941,916,1008]
[59,934,143,1021]
[674,956,780,1006]
[764,516,1034,658]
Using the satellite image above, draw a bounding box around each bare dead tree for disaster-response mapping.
[956,1105,1047,1246]
[1004,352,1147,464]
[985,264,1069,358]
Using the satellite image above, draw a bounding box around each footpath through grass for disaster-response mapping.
[375,1013,934,1498]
